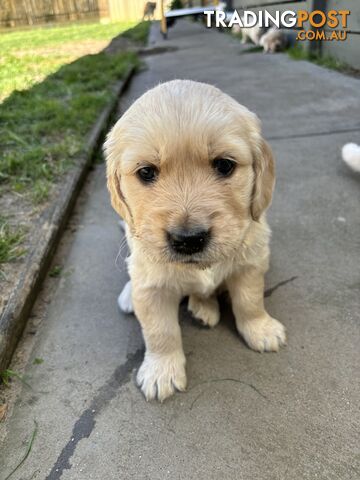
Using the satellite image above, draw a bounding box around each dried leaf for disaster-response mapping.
[0,403,8,421]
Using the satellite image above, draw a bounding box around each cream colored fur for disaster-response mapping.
[233,23,265,46]
[104,80,286,402]
[342,143,360,172]
[259,27,286,53]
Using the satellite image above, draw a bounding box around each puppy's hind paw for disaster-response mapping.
[188,294,220,328]
[118,280,134,314]
[136,351,187,402]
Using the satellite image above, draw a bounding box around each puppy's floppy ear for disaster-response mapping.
[104,130,132,225]
[106,169,132,223]
[251,138,275,221]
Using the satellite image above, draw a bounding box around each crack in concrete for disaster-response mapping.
[189,378,268,410]
[265,276,298,298]
[46,348,143,480]
[268,127,360,141]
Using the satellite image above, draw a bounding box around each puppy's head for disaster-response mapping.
[105,80,274,266]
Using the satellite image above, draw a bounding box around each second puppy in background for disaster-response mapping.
[260,27,286,53]
[233,23,266,45]
[259,28,297,53]
[233,23,296,53]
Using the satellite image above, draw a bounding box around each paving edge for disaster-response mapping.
[0,65,136,372]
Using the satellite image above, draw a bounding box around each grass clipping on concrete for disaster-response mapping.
[0,22,148,268]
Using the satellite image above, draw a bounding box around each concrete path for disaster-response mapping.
[1,21,360,480]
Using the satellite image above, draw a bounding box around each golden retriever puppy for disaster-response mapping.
[104,80,286,402]
[259,27,288,53]
[235,23,266,46]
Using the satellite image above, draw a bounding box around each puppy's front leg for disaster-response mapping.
[227,267,286,352]
[133,287,186,402]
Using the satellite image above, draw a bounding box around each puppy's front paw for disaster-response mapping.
[136,351,187,402]
[188,294,220,328]
[118,280,134,314]
[239,314,286,353]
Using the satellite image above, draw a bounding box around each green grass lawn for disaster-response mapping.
[0,50,139,199]
[0,21,150,267]
[0,21,140,101]
[287,44,346,71]
[1,21,137,51]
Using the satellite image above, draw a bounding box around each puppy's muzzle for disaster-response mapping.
[167,227,210,256]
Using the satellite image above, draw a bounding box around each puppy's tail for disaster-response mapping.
[342,143,360,173]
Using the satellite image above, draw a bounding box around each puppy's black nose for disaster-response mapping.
[167,227,210,255]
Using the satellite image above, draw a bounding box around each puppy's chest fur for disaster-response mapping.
[174,263,231,297]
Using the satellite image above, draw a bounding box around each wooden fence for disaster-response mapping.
[0,0,112,27]
[0,0,184,27]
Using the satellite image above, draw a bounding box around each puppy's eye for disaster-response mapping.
[137,166,158,183]
[212,158,236,177]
